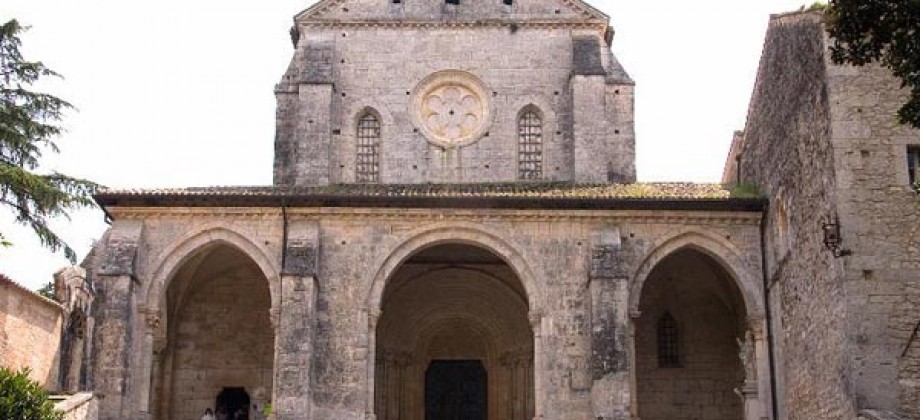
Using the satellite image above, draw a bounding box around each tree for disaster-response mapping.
[0,19,99,262]
[36,281,56,300]
[0,367,63,420]
[826,0,920,129]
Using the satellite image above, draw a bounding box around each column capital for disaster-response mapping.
[747,318,766,340]
[528,310,543,332]
[368,307,382,329]
[139,307,161,332]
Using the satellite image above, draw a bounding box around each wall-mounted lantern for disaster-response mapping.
[822,217,852,258]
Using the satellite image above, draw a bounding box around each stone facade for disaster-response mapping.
[273,0,635,186]
[727,11,920,420]
[0,274,64,389]
[85,203,770,420]
[70,2,920,420]
[79,1,776,419]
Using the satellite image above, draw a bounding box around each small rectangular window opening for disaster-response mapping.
[657,312,681,368]
[503,0,514,5]
[908,146,920,186]
[392,0,401,3]
[446,0,459,4]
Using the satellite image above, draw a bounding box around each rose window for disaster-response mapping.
[410,71,492,148]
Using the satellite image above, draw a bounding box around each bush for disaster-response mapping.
[0,367,63,420]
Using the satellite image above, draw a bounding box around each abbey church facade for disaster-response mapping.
[72,1,919,420]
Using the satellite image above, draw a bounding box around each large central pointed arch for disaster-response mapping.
[365,222,544,313]
[364,222,545,419]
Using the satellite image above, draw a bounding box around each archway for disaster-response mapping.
[153,244,274,420]
[375,243,534,420]
[635,248,748,420]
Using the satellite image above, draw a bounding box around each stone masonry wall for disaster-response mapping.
[737,12,856,419]
[825,32,920,417]
[0,276,64,389]
[101,205,763,419]
[167,261,274,420]
[304,211,762,419]
[274,3,635,186]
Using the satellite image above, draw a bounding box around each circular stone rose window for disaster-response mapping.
[410,71,493,149]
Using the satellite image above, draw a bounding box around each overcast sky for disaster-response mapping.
[2,0,809,290]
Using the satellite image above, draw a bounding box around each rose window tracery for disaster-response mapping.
[410,71,492,148]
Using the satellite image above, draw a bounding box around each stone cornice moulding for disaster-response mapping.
[107,207,762,226]
[295,19,608,33]
[295,0,609,22]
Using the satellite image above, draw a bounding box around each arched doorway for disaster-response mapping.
[375,243,534,420]
[153,244,274,420]
[635,248,748,420]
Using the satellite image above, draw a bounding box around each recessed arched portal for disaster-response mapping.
[635,248,747,420]
[153,244,274,420]
[375,243,534,420]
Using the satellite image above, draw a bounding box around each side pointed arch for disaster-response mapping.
[142,225,281,314]
[629,229,764,320]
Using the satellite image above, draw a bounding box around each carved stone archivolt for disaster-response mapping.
[410,70,493,149]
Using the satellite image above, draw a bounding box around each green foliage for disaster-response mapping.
[36,281,55,300]
[728,182,762,199]
[0,19,100,263]
[826,0,920,129]
[807,2,828,12]
[0,367,63,420]
[913,182,920,194]
[262,403,274,416]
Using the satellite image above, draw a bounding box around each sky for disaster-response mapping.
[1,0,810,290]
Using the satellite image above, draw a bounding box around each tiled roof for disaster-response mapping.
[95,183,764,212]
[98,182,733,199]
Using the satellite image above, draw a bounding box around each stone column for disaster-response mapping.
[749,320,772,420]
[501,352,521,420]
[91,226,143,420]
[366,310,380,420]
[529,311,544,419]
[136,307,161,417]
[588,227,631,420]
[91,273,136,420]
[274,233,318,420]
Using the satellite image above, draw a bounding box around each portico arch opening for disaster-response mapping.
[375,243,534,420]
[153,244,274,420]
[635,248,748,420]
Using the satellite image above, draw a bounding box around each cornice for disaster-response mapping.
[296,0,607,22]
[295,19,608,31]
[108,207,762,226]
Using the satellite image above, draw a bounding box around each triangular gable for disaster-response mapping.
[295,0,609,23]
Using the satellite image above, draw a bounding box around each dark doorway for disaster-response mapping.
[425,360,487,420]
[216,387,250,420]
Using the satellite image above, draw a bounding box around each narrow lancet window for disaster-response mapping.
[357,113,381,183]
[518,109,543,180]
[657,312,680,368]
[908,146,919,186]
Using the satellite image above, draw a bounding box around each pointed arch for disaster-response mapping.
[365,222,543,313]
[142,225,280,314]
[629,229,764,320]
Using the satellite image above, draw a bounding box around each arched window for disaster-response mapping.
[357,113,381,183]
[518,109,543,180]
[657,312,680,368]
